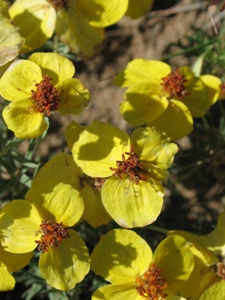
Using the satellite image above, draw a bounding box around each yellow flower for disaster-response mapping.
[9,0,129,57]
[114,59,212,140]
[0,196,90,290]
[72,121,178,228]
[0,52,89,138]
[91,229,194,300]
[168,211,225,299]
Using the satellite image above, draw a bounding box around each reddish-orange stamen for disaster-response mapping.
[135,263,168,300]
[110,146,146,184]
[31,75,61,116]
[161,69,189,100]
[35,220,69,253]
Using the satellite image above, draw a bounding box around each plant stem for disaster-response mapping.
[148,225,168,235]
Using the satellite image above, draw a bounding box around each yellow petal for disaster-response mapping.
[125,0,153,19]
[56,5,104,58]
[101,176,164,228]
[26,153,84,226]
[0,0,10,17]
[91,229,152,283]
[177,244,218,299]
[199,281,225,300]
[39,230,90,290]
[78,0,128,27]
[77,180,96,223]
[200,74,221,105]
[72,121,130,177]
[130,126,178,180]
[0,60,42,101]
[29,52,75,86]
[0,12,24,66]
[65,121,86,152]
[0,200,42,253]
[92,283,141,300]
[9,0,56,52]
[86,188,111,228]
[0,246,33,272]
[170,211,225,257]
[0,262,15,291]
[179,66,211,117]
[153,235,194,295]
[114,59,171,87]
[2,100,48,139]
[121,82,168,126]
[57,78,90,115]
[147,100,193,141]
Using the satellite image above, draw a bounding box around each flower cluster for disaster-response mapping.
[8,0,153,57]
[1,0,225,298]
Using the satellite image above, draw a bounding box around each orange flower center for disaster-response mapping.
[31,75,61,116]
[47,0,68,9]
[35,220,70,253]
[110,146,146,184]
[161,69,189,100]
[135,263,168,300]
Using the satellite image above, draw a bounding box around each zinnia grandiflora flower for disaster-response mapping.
[0,52,89,138]
[169,211,225,299]
[114,59,213,140]
[91,229,194,300]
[72,121,178,228]
[0,195,90,290]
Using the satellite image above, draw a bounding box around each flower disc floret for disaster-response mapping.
[35,220,70,253]
[110,146,147,184]
[161,69,189,100]
[135,263,167,299]
[31,75,61,116]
